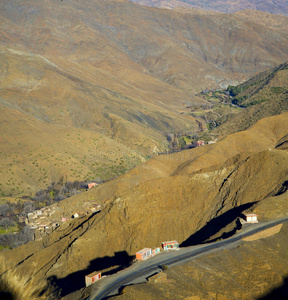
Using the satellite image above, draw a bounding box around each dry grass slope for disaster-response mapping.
[119,222,288,300]
[0,257,56,300]
[214,62,288,138]
[1,113,288,298]
[1,0,288,197]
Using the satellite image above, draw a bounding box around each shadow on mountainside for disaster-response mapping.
[258,277,288,300]
[180,202,257,247]
[46,251,134,297]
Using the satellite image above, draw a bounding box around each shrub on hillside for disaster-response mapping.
[0,226,33,249]
[0,218,15,231]
[31,179,87,206]
[0,205,12,217]
[0,257,59,300]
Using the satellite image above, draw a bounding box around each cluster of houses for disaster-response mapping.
[187,140,216,149]
[22,201,102,241]
[83,202,101,214]
[85,240,180,287]
[84,213,260,287]
[197,140,205,147]
[196,140,217,147]
[23,205,60,240]
[136,247,160,261]
[136,240,179,261]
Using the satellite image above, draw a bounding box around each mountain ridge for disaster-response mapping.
[1,0,288,196]
[211,62,288,138]
[130,0,288,16]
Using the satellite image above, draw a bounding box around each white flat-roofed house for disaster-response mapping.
[244,213,258,223]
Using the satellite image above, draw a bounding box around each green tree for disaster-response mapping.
[207,122,214,131]
[49,190,55,201]
[178,137,186,149]
[0,217,14,231]
[227,85,241,97]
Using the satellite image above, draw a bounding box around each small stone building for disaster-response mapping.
[136,248,152,260]
[27,212,36,220]
[91,204,101,213]
[152,247,160,256]
[88,182,98,189]
[244,213,258,223]
[162,240,179,250]
[85,271,102,287]
[197,140,205,147]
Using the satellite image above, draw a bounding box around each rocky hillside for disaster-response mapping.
[1,0,288,197]
[119,222,288,300]
[0,46,199,196]
[212,62,288,138]
[1,112,288,298]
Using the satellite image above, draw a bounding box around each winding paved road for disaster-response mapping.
[90,217,288,300]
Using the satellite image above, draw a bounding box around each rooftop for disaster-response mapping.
[162,240,178,244]
[136,248,152,254]
[86,271,101,278]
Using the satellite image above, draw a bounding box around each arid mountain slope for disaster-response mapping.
[119,222,288,300]
[2,0,288,90]
[1,0,288,195]
[1,112,288,297]
[0,45,198,195]
[213,62,288,138]
[130,0,288,16]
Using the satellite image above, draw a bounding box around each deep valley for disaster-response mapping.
[0,1,288,299]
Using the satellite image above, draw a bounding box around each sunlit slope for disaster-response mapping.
[214,62,288,137]
[1,0,288,91]
[0,46,199,195]
[1,0,288,195]
[2,113,288,293]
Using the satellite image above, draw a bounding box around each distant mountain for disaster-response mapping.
[1,0,288,196]
[130,0,288,15]
[1,2,288,297]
